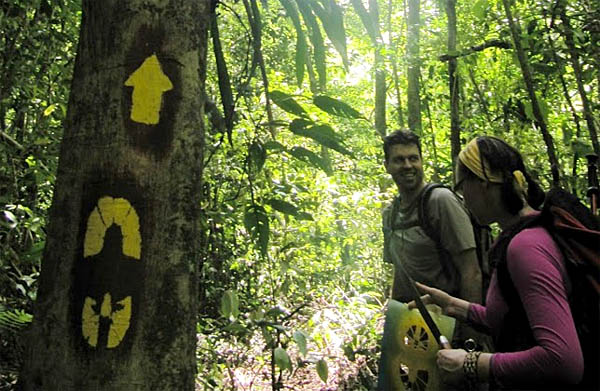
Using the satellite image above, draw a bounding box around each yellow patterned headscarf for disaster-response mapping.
[458,138,528,195]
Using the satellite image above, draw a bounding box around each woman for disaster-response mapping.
[414,136,586,390]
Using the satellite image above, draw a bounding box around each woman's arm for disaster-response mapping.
[490,229,583,388]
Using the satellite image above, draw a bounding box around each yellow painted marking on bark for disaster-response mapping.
[124,54,173,125]
[80,196,140,348]
[82,297,99,347]
[107,296,132,348]
[81,293,132,348]
[83,196,141,260]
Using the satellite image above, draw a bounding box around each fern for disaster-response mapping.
[0,305,32,333]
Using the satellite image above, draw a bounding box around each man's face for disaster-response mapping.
[384,143,424,193]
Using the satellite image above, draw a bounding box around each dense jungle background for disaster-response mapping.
[1,0,598,389]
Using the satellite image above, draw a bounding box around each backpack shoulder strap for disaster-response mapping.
[418,183,451,246]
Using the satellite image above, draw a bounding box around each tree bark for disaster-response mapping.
[407,0,422,135]
[502,0,561,185]
[446,0,460,166]
[19,1,208,389]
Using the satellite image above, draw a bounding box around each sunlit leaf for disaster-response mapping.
[289,120,352,156]
[274,347,292,371]
[472,0,488,20]
[264,140,286,151]
[309,0,348,69]
[268,199,299,216]
[289,146,333,175]
[244,205,270,256]
[296,0,326,87]
[43,104,56,116]
[270,90,308,117]
[2,210,18,229]
[248,141,266,174]
[220,289,239,319]
[316,358,328,382]
[293,330,308,356]
[313,95,362,119]
[280,0,307,86]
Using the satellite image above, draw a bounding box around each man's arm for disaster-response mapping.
[452,248,482,303]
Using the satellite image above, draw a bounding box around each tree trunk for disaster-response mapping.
[446,0,460,166]
[19,1,208,390]
[556,0,600,155]
[371,0,387,138]
[351,0,387,137]
[407,0,422,135]
[388,0,405,128]
[502,0,561,185]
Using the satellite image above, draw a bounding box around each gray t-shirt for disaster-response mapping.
[382,186,476,302]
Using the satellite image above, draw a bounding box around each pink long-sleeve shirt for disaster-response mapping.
[469,226,584,389]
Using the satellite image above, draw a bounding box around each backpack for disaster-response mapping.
[383,183,492,301]
[492,187,600,390]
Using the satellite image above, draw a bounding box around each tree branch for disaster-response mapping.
[439,39,512,61]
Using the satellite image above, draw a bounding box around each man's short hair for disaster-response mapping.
[383,129,422,162]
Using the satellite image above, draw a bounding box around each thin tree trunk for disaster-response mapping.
[407,0,422,135]
[502,0,561,185]
[19,1,208,389]
[446,0,460,166]
[370,0,387,137]
[388,0,405,128]
[351,0,387,137]
[556,0,600,155]
[543,11,584,194]
[210,5,235,145]
[467,68,493,125]
[244,0,275,137]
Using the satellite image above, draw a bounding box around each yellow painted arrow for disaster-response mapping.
[124,54,173,125]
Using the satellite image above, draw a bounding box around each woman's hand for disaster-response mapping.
[437,349,467,386]
[407,282,471,320]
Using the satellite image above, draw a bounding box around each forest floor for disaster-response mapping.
[197,296,384,390]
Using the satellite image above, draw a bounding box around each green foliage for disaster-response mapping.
[316,358,328,382]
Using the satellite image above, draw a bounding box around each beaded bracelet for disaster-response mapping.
[463,350,482,390]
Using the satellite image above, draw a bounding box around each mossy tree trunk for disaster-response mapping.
[19,0,208,390]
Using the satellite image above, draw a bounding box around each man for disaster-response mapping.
[382,130,483,332]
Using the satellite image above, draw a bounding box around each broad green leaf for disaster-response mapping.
[220,289,239,319]
[309,0,348,69]
[472,0,488,20]
[523,101,534,122]
[280,0,307,86]
[264,140,286,151]
[313,95,362,119]
[316,358,328,382]
[572,138,593,156]
[296,0,326,87]
[274,347,292,371]
[244,205,270,256]
[268,199,299,216]
[270,90,308,118]
[296,211,314,221]
[289,146,333,175]
[293,330,308,356]
[561,122,573,145]
[289,120,352,156]
[248,141,266,173]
